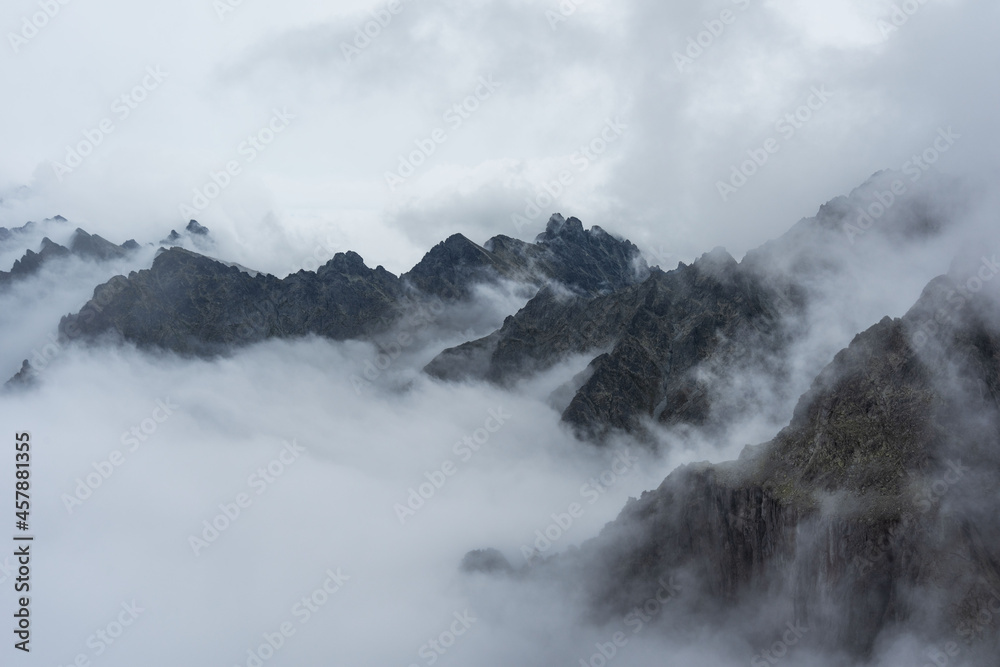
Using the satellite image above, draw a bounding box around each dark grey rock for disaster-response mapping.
[460,549,514,575]
[59,216,649,355]
[160,230,182,245]
[69,228,131,261]
[186,220,210,236]
[0,228,139,289]
[523,271,1000,658]
[428,249,791,440]
[3,360,35,391]
[58,246,406,354]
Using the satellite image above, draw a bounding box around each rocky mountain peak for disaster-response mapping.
[161,220,213,248]
[536,213,586,242]
[186,220,210,236]
[39,237,65,253]
[49,216,649,358]
[402,233,507,298]
[417,233,490,267]
[322,250,372,276]
[70,228,132,261]
[692,246,739,282]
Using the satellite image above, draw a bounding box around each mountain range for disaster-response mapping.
[2,170,997,660]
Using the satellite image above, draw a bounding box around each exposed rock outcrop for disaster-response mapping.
[0,227,138,288]
[59,247,405,354]
[57,215,648,355]
[516,268,1000,658]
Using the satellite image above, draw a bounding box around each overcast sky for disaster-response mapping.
[0,0,995,276]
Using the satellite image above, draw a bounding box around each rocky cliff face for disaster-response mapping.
[427,247,792,439]
[528,267,1000,658]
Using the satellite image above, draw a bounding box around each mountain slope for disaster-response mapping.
[526,266,1000,658]
[427,171,959,441]
[427,248,794,439]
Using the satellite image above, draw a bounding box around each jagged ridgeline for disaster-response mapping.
[3,170,998,661]
[56,214,649,354]
[35,170,969,444]
[0,217,217,292]
[0,225,139,288]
